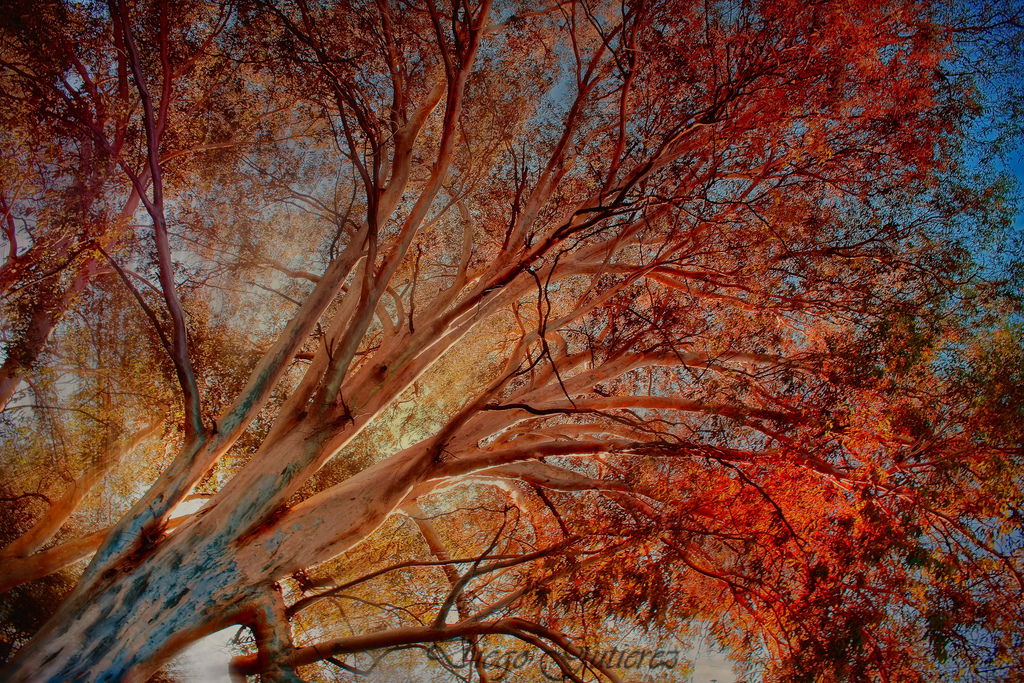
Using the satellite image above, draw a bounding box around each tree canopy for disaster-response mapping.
[0,0,1022,681]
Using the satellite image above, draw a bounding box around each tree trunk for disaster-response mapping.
[1,513,261,683]
[3,435,436,681]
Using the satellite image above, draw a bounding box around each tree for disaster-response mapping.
[0,0,1021,680]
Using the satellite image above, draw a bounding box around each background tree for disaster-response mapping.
[0,0,1021,681]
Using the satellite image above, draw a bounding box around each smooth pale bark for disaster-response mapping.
[471,461,632,493]
[2,435,437,680]
[2,514,256,682]
[437,441,633,480]
[236,439,437,581]
[248,586,302,682]
[4,415,449,679]
[82,247,364,584]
